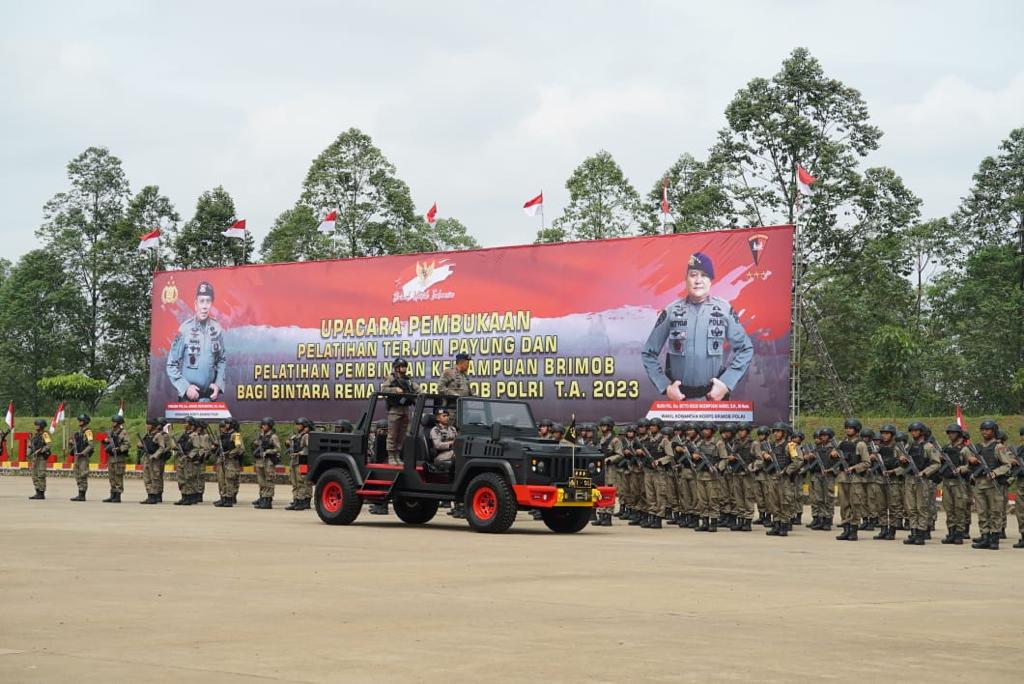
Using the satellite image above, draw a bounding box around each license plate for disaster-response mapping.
[568,477,592,490]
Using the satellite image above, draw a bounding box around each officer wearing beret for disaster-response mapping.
[440,353,473,398]
[642,252,753,401]
[167,280,227,402]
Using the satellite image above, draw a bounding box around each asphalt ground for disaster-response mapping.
[1,476,1021,683]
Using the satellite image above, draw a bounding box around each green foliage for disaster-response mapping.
[953,127,1024,247]
[260,205,332,263]
[549,150,648,241]
[647,154,734,234]
[36,146,131,381]
[38,373,107,409]
[299,128,426,258]
[426,217,480,252]
[172,186,253,269]
[0,250,89,413]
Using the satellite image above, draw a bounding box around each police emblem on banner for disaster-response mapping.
[161,277,179,307]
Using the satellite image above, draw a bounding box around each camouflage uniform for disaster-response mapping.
[140,423,170,503]
[750,433,771,524]
[967,429,1014,549]
[69,422,94,500]
[214,422,244,506]
[900,429,942,544]
[104,422,131,501]
[439,365,472,398]
[28,427,51,498]
[763,429,797,536]
[692,429,725,531]
[287,423,312,509]
[937,431,971,543]
[252,425,281,508]
[727,431,756,529]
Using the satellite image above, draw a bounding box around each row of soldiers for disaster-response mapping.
[23,414,327,511]
[554,416,1023,550]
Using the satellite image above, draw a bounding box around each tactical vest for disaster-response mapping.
[599,434,615,456]
[143,433,159,455]
[773,441,791,470]
[734,438,751,466]
[177,432,193,454]
[31,433,46,451]
[220,432,235,454]
[839,439,859,466]
[977,441,999,469]
[907,442,928,470]
[699,438,719,464]
[940,444,962,470]
[878,443,899,470]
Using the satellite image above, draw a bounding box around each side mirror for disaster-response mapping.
[490,422,502,442]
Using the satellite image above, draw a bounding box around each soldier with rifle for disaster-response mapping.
[965,420,1014,550]
[898,422,942,546]
[251,417,281,509]
[381,358,420,465]
[102,415,130,503]
[68,414,94,501]
[615,424,641,522]
[750,426,771,525]
[763,422,798,537]
[724,423,756,531]
[286,418,314,511]
[832,418,870,541]
[870,425,904,540]
[27,419,51,500]
[936,424,972,544]
[788,431,807,526]
[672,423,698,528]
[213,419,245,508]
[139,417,171,504]
[859,427,882,532]
[804,428,835,531]
[717,423,739,530]
[592,416,622,527]
[627,419,652,526]
[691,422,725,532]
[173,417,205,505]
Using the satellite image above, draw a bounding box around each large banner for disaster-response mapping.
[147,225,793,424]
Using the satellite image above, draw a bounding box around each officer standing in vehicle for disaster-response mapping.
[166,281,227,402]
[28,419,51,500]
[214,419,244,507]
[641,252,754,401]
[103,415,130,503]
[252,418,280,509]
[140,417,170,504]
[381,358,420,464]
[440,353,472,398]
[286,418,313,511]
[68,414,94,502]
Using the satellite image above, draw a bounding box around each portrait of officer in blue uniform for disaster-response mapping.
[166,280,227,402]
[641,252,753,401]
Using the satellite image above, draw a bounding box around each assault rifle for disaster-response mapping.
[936,444,966,483]
[866,440,889,484]
[896,441,923,479]
[963,441,995,481]
[690,441,720,478]
[828,439,853,476]
[798,443,829,477]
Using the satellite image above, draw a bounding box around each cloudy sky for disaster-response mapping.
[2,1,1022,262]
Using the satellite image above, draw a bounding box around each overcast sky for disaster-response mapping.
[2,1,1022,262]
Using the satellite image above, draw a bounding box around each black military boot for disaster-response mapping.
[729,515,743,531]
[102,490,116,503]
[940,528,955,544]
[998,527,1007,540]
[695,516,709,532]
[777,522,789,537]
[708,518,718,532]
[174,494,189,505]
[213,497,227,507]
[70,490,86,501]
[601,512,613,526]
[835,523,849,540]
[808,516,821,530]
[112,492,121,503]
[254,497,271,509]
[649,515,663,529]
[1013,536,1024,549]
[765,520,779,536]
[741,517,752,531]
[29,490,45,500]
[949,528,963,545]
[987,532,1000,550]
[627,510,643,525]
[873,526,888,540]
[903,529,923,545]
[639,513,652,528]
[140,494,155,504]
[285,499,299,510]
[298,498,311,510]
[791,513,802,526]
[819,516,832,531]
[752,511,764,525]
[884,525,896,540]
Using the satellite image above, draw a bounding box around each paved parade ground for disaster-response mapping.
[0,477,1020,683]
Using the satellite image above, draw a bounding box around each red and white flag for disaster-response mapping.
[117,399,124,418]
[4,401,12,429]
[797,165,816,196]
[317,210,337,234]
[523,192,544,217]
[222,219,247,239]
[425,202,438,226]
[661,183,671,216]
[955,404,966,432]
[137,227,160,251]
[49,402,65,434]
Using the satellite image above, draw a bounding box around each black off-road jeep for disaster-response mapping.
[306,393,615,533]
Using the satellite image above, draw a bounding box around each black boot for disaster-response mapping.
[649,516,663,529]
[940,528,955,544]
[140,494,156,504]
[729,516,743,531]
[766,520,779,536]
[904,529,924,545]
[998,528,1007,540]
[835,523,850,541]
[971,531,993,549]
[988,532,1000,550]
[639,513,652,528]
[752,511,765,525]
[846,525,858,541]
[808,516,821,530]
[285,499,299,510]
[213,497,228,507]
[1013,536,1024,549]
[791,513,802,526]
[820,517,832,531]
[742,517,752,531]
[923,528,932,540]
[601,512,613,526]
[873,525,889,540]
[255,497,272,509]
[111,492,121,503]
[884,525,896,540]
[949,528,963,545]
[777,522,789,537]
[174,494,189,505]
[708,518,718,533]
[29,490,45,500]
[695,516,709,532]
[70,490,86,501]
[628,511,644,525]
[222,496,235,507]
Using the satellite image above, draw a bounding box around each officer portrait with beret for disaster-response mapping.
[166,280,227,402]
[641,251,753,401]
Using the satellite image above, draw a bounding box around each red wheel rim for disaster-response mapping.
[321,481,343,513]
[472,486,497,520]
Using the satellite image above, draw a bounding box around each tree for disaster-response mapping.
[37,147,130,379]
[712,47,882,260]
[548,150,647,242]
[0,250,89,413]
[260,205,333,263]
[953,127,1024,251]
[172,186,252,269]
[300,128,427,258]
[646,154,734,233]
[425,217,480,252]
[37,373,107,412]
[105,186,181,396]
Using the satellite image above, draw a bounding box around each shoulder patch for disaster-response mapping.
[233,433,242,448]
[43,433,52,445]
[84,428,94,440]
